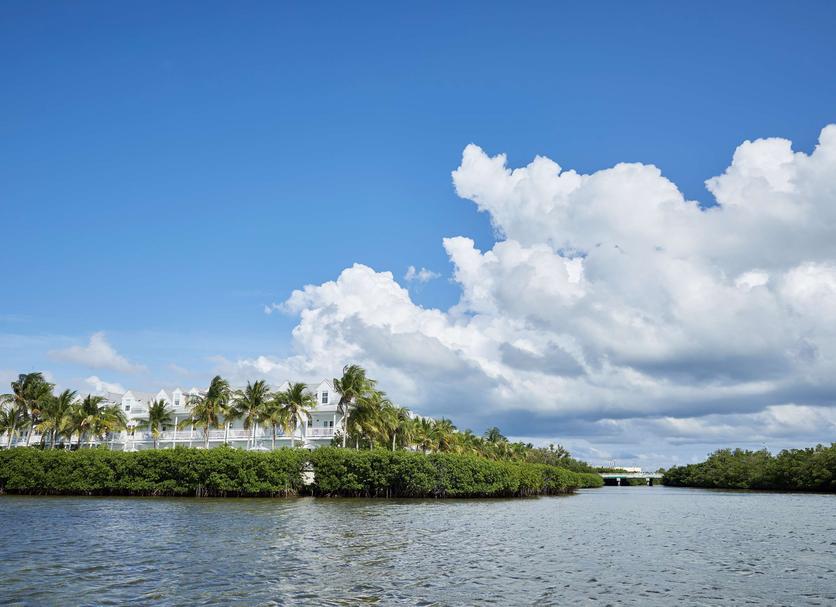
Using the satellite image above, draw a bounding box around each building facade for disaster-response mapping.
[7,380,344,451]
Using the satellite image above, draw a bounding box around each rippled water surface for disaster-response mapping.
[1,487,834,606]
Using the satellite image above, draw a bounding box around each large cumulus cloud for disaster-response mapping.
[224,125,836,465]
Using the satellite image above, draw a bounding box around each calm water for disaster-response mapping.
[0,487,834,606]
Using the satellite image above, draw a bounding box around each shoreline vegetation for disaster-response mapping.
[662,445,836,492]
[0,447,603,498]
[0,365,607,498]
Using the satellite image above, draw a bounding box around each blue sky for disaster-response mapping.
[2,2,836,465]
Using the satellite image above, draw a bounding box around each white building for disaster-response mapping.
[5,380,344,451]
[119,380,342,451]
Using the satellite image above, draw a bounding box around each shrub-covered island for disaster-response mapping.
[0,447,603,498]
[662,444,836,492]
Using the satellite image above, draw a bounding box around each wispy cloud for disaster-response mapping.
[49,332,145,373]
[84,375,126,394]
[404,265,440,283]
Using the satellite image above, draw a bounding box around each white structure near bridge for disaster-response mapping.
[9,380,344,451]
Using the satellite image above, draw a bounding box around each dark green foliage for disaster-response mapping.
[306,448,602,497]
[523,447,597,473]
[662,444,836,492]
[0,446,602,498]
[0,446,307,497]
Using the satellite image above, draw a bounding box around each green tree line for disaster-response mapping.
[0,447,603,498]
[1,367,594,474]
[662,444,836,492]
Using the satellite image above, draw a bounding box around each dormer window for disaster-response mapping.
[321,391,329,404]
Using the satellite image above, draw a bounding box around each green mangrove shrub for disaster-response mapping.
[662,444,836,492]
[0,446,603,498]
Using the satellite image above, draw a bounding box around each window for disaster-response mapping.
[125,404,131,412]
[175,398,180,407]
[321,391,329,404]
[327,420,334,428]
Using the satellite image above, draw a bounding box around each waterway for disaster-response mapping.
[0,486,834,605]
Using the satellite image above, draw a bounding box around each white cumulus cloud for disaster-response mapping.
[230,125,836,466]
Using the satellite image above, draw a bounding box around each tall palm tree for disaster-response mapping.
[137,399,174,449]
[0,403,27,448]
[413,417,435,454]
[389,406,414,451]
[67,394,106,448]
[347,389,391,449]
[36,389,77,449]
[95,404,128,448]
[232,380,272,449]
[483,426,506,444]
[333,364,376,448]
[219,397,239,445]
[260,398,289,450]
[183,376,231,448]
[431,418,457,452]
[273,382,315,448]
[1,372,54,446]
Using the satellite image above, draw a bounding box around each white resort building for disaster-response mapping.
[9,380,344,451]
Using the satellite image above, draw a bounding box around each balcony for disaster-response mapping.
[125,427,299,443]
[306,427,335,438]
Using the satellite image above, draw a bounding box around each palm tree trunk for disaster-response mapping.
[6,423,14,448]
[51,428,57,449]
[250,421,255,449]
[272,425,276,450]
[392,433,396,451]
[204,426,209,449]
[25,423,33,446]
[224,421,229,445]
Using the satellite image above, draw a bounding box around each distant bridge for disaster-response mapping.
[599,472,664,486]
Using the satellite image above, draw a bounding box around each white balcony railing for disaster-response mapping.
[2,424,333,449]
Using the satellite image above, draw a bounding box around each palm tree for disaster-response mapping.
[183,375,231,448]
[455,429,483,455]
[36,389,77,449]
[483,426,506,444]
[333,364,376,448]
[67,394,105,448]
[219,398,239,445]
[0,404,27,448]
[413,417,436,454]
[95,404,128,448]
[273,382,315,448]
[232,380,272,449]
[431,418,457,452]
[347,389,391,449]
[260,398,289,450]
[1,372,54,446]
[137,399,174,449]
[390,407,414,450]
